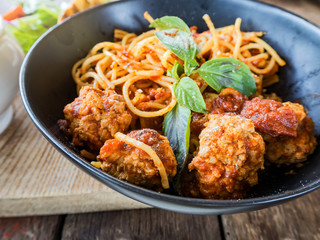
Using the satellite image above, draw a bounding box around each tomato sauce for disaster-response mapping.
[240,97,298,137]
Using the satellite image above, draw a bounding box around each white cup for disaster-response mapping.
[0,17,24,134]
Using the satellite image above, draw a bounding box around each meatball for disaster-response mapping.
[240,97,298,137]
[188,114,265,199]
[263,102,317,165]
[190,112,209,137]
[210,88,247,114]
[98,129,177,191]
[61,86,132,151]
[190,88,247,136]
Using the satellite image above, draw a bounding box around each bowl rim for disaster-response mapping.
[20,0,320,208]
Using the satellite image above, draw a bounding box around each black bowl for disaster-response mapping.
[20,0,320,214]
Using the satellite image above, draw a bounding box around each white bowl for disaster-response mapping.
[0,17,24,134]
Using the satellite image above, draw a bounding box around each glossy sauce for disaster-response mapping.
[240,98,298,137]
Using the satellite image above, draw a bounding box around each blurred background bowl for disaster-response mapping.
[0,17,24,134]
[20,0,320,214]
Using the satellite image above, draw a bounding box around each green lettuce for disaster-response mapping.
[5,4,59,53]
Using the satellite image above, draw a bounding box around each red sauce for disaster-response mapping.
[190,88,247,136]
[190,26,199,38]
[164,30,179,37]
[148,88,166,100]
[190,112,208,136]
[240,98,298,137]
[100,139,124,157]
[121,50,130,57]
[210,88,247,114]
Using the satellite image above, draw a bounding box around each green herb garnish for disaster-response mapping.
[196,57,256,96]
[173,77,207,113]
[163,103,191,192]
[167,61,184,80]
[150,16,191,33]
[154,29,199,76]
[150,15,256,97]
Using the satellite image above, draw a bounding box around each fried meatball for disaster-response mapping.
[61,86,132,151]
[188,114,265,199]
[263,102,317,165]
[190,88,247,136]
[210,88,247,114]
[98,129,177,191]
[190,112,209,137]
[240,97,298,137]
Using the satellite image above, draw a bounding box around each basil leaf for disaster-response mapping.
[196,57,256,96]
[173,77,207,113]
[150,16,191,33]
[167,61,184,80]
[155,29,199,76]
[163,103,191,176]
[185,58,199,76]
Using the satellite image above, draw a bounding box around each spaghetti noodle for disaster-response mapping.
[72,13,286,119]
[114,132,169,189]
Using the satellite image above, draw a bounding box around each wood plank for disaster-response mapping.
[0,215,63,240]
[61,208,221,240]
[0,96,147,217]
[222,189,320,240]
[258,0,320,25]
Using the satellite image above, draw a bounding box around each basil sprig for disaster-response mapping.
[154,29,199,76]
[150,15,256,97]
[167,61,207,113]
[174,77,207,113]
[196,58,256,96]
[163,103,191,171]
[167,61,184,80]
[163,103,191,192]
[150,16,191,33]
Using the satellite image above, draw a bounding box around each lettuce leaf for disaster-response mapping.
[5,4,59,53]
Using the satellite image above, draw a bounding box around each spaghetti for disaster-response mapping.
[72,13,286,119]
[114,132,169,189]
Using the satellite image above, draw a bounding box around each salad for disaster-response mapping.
[3,0,61,53]
[2,0,108,53]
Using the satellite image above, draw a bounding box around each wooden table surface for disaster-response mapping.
[1,0,320,239]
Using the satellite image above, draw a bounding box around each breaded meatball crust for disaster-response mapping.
[190,88,247,136]
[98,129,177,190]
[60,86,132,151]
[263,102,317,165]
[188,114,265,199]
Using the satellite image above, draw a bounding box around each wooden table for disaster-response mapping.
[1,0,320,239]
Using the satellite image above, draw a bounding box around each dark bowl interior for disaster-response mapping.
[20,0,320,214]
